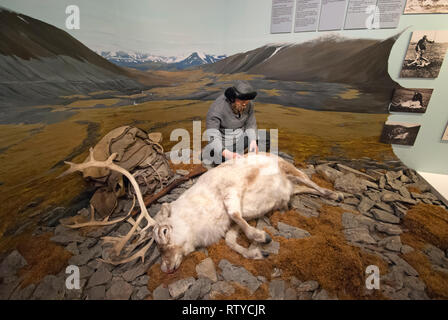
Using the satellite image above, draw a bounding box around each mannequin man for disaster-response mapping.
[202,80,269,166]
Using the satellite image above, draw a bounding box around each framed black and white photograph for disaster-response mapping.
[380,121,421,146]
[400,30,448,79]
[404,0,448,14]
[389,87,433,113]
[442,123,448,141]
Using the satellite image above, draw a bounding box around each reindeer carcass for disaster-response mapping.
[59,150,342,273]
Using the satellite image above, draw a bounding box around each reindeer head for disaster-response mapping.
[153,203,194,273]
[58,147,203,270]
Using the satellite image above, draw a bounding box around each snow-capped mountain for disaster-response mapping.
[98,50,226,71]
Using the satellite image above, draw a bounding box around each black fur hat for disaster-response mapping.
[224,81,257,103]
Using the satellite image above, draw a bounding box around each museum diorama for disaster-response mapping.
[0,0,447,301]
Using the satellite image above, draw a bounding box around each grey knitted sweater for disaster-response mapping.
[205,94,257,152]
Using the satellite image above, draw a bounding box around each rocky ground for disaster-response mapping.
[1,153,447,300]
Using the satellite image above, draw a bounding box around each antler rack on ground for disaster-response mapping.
[57,147,207,265]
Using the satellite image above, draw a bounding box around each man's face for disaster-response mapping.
[233,99,250,113]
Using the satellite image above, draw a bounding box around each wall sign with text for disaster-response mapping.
[271,0,412,33]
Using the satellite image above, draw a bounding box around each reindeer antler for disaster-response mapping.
[58,147,158,264]
[58,148,156,227]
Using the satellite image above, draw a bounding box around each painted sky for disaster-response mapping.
[2,0,445,56]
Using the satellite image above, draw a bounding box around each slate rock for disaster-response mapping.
[10,283,36,300]
[86,225,116,238]
[211,281,235,296]
[86,285,106,300]
[277,222,310,239]
[69,244,102,266]
[50,232,86,245]
[379,176,386,189]
[298,291,313,300]
[152,284,171,300]
[0,276,21,300]
[365,191,382,203]
[341,212,360,229]
[382,266,404,290]
[398,187,411,199]
[379,236,402,252]
[358,197,375,214]
[131,286,150,300]
[0,250,27,277]
[132,275,149,287]
[87,266,112,288]
[122,262,150,282]
[343,197,360,206]
[290,276,302,288]
[261,240,280,255]
[218,259,260,294]
[105,281,133,300]
[315,164,343,183]
[79,265,95,280]
[401,245,414,255]
[375,223,402,236]
[381,191,416,205]
[32,275,65,300]
[284,287,297,300]
[409,290,430,300]
[343,227,376,244]
[423,244,448,268]
[312,289,335,300]
[183,278,212,300]
[41,207,68,227]
[297,280,319,292]
[336,164,376,181]
[168,277,196,299]
[65,279,86,300]
[78,238,98,251]
[334,173,367,194]
[403,276,426,292]
[373,201,394,214]
[290,196,321,218]
[371,209,400,224]
[392,203,408,219]
[269,279,285,300]
[386,287,411,300]
[65,242,79,255]
[196,258,218,282]
[432,265,448,275]
[385,253,419,276]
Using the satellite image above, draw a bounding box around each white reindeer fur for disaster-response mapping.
[154,153,340,273]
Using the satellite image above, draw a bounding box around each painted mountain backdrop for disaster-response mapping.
[98,51,227,71]
[204,35,398,88]
[0,7,152,108]
[0,6,399,114]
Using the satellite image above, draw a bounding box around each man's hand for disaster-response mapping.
[249,140,258,153]
[222,149,243,160]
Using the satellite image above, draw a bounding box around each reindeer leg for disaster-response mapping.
[293,185,322,196]
[225,226,269,259]
[280,161,343,201]
[297,176,343,201]
[223,189,272,244]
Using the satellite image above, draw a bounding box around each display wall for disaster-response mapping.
[225,0,448,174]
[2,0,447,175]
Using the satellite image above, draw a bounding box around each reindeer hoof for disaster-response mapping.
[263,234,272,244]
[330,192,344,202]
[336,192,344,202]
[261,251,270,258]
